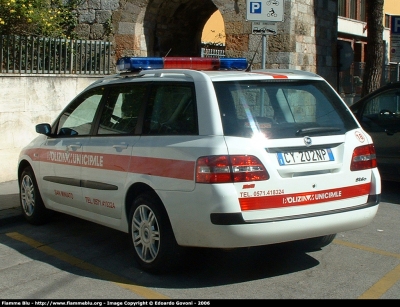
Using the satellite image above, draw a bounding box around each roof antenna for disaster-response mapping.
[165,48,172,57]
[246,35,263,72]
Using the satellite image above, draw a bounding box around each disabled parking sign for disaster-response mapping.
[246,0,284,22]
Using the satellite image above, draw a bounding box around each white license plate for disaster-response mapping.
[277,149,334,165]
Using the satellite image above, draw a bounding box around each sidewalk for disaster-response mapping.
[0,180,23,224]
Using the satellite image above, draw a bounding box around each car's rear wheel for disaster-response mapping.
[128,192,184,274]
[19,166,51,225]
[290,234,337,251]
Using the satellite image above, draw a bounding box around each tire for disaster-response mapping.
[19,166,51,225]
[128,192,184,274]
[291,234,337,251]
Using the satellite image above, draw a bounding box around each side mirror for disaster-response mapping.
[36,123,52,135]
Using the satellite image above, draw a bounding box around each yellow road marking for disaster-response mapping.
[358,264,400,299]
[334,239,400,299]
[6,232,170,299]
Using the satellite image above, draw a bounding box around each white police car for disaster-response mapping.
[18,57,381,274]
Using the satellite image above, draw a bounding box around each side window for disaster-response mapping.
[364,90,399,116]
[97,84,148,135]
[142,83,198,135]
[361,90,400,132]
[57,88,104,136]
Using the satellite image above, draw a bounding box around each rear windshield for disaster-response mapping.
[213,80,358,138]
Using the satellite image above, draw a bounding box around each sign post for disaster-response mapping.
[246,0,284,69]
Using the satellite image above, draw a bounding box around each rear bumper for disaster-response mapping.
[172,200,379,248]
[211,194,380,225]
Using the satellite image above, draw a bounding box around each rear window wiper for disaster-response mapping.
[296,127,341,136]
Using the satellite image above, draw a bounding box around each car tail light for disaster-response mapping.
[196,155,269,183]
[350,144,377,171]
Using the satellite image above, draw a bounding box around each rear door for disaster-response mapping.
[133,82,199,192]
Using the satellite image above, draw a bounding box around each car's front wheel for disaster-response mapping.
[128,192,184,274]
[19,166,51,225]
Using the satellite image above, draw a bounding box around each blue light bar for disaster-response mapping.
[117,57,164,72]
[220,58,248,70]
[116,57,248,72]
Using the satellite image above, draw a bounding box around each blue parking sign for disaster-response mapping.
[391,16,400,35]
[250,2,262,14]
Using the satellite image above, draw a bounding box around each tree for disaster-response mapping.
[0,0,78,38]
[361,0,384,97]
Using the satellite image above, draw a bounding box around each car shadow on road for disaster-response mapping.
[169,243,321,286]
[1,211,321,291]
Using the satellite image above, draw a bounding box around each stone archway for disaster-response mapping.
[145,0,219,56]
[111,0,263,64]
[108,0,337,86]
[113,0,222,58]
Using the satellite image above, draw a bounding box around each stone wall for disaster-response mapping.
[0,75,102,183]
[72,0,338,86]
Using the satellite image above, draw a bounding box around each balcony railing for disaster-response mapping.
[0,35,112,75]
[201,44,225,58]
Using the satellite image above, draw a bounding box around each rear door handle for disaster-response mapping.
[113,143,128,150]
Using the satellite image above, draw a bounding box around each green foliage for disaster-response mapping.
[104,17,113,38]
[0,0,79,38]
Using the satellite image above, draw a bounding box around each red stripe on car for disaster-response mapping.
[239,183,371,210]
[23,148,195,181]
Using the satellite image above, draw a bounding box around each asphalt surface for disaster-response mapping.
[0,180,23,224]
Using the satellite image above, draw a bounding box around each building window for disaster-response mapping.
[338,0,366,22]
[349,0,356,19]
[385,14,391,28]
[338,0,346,17]
[360,0,366,22]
